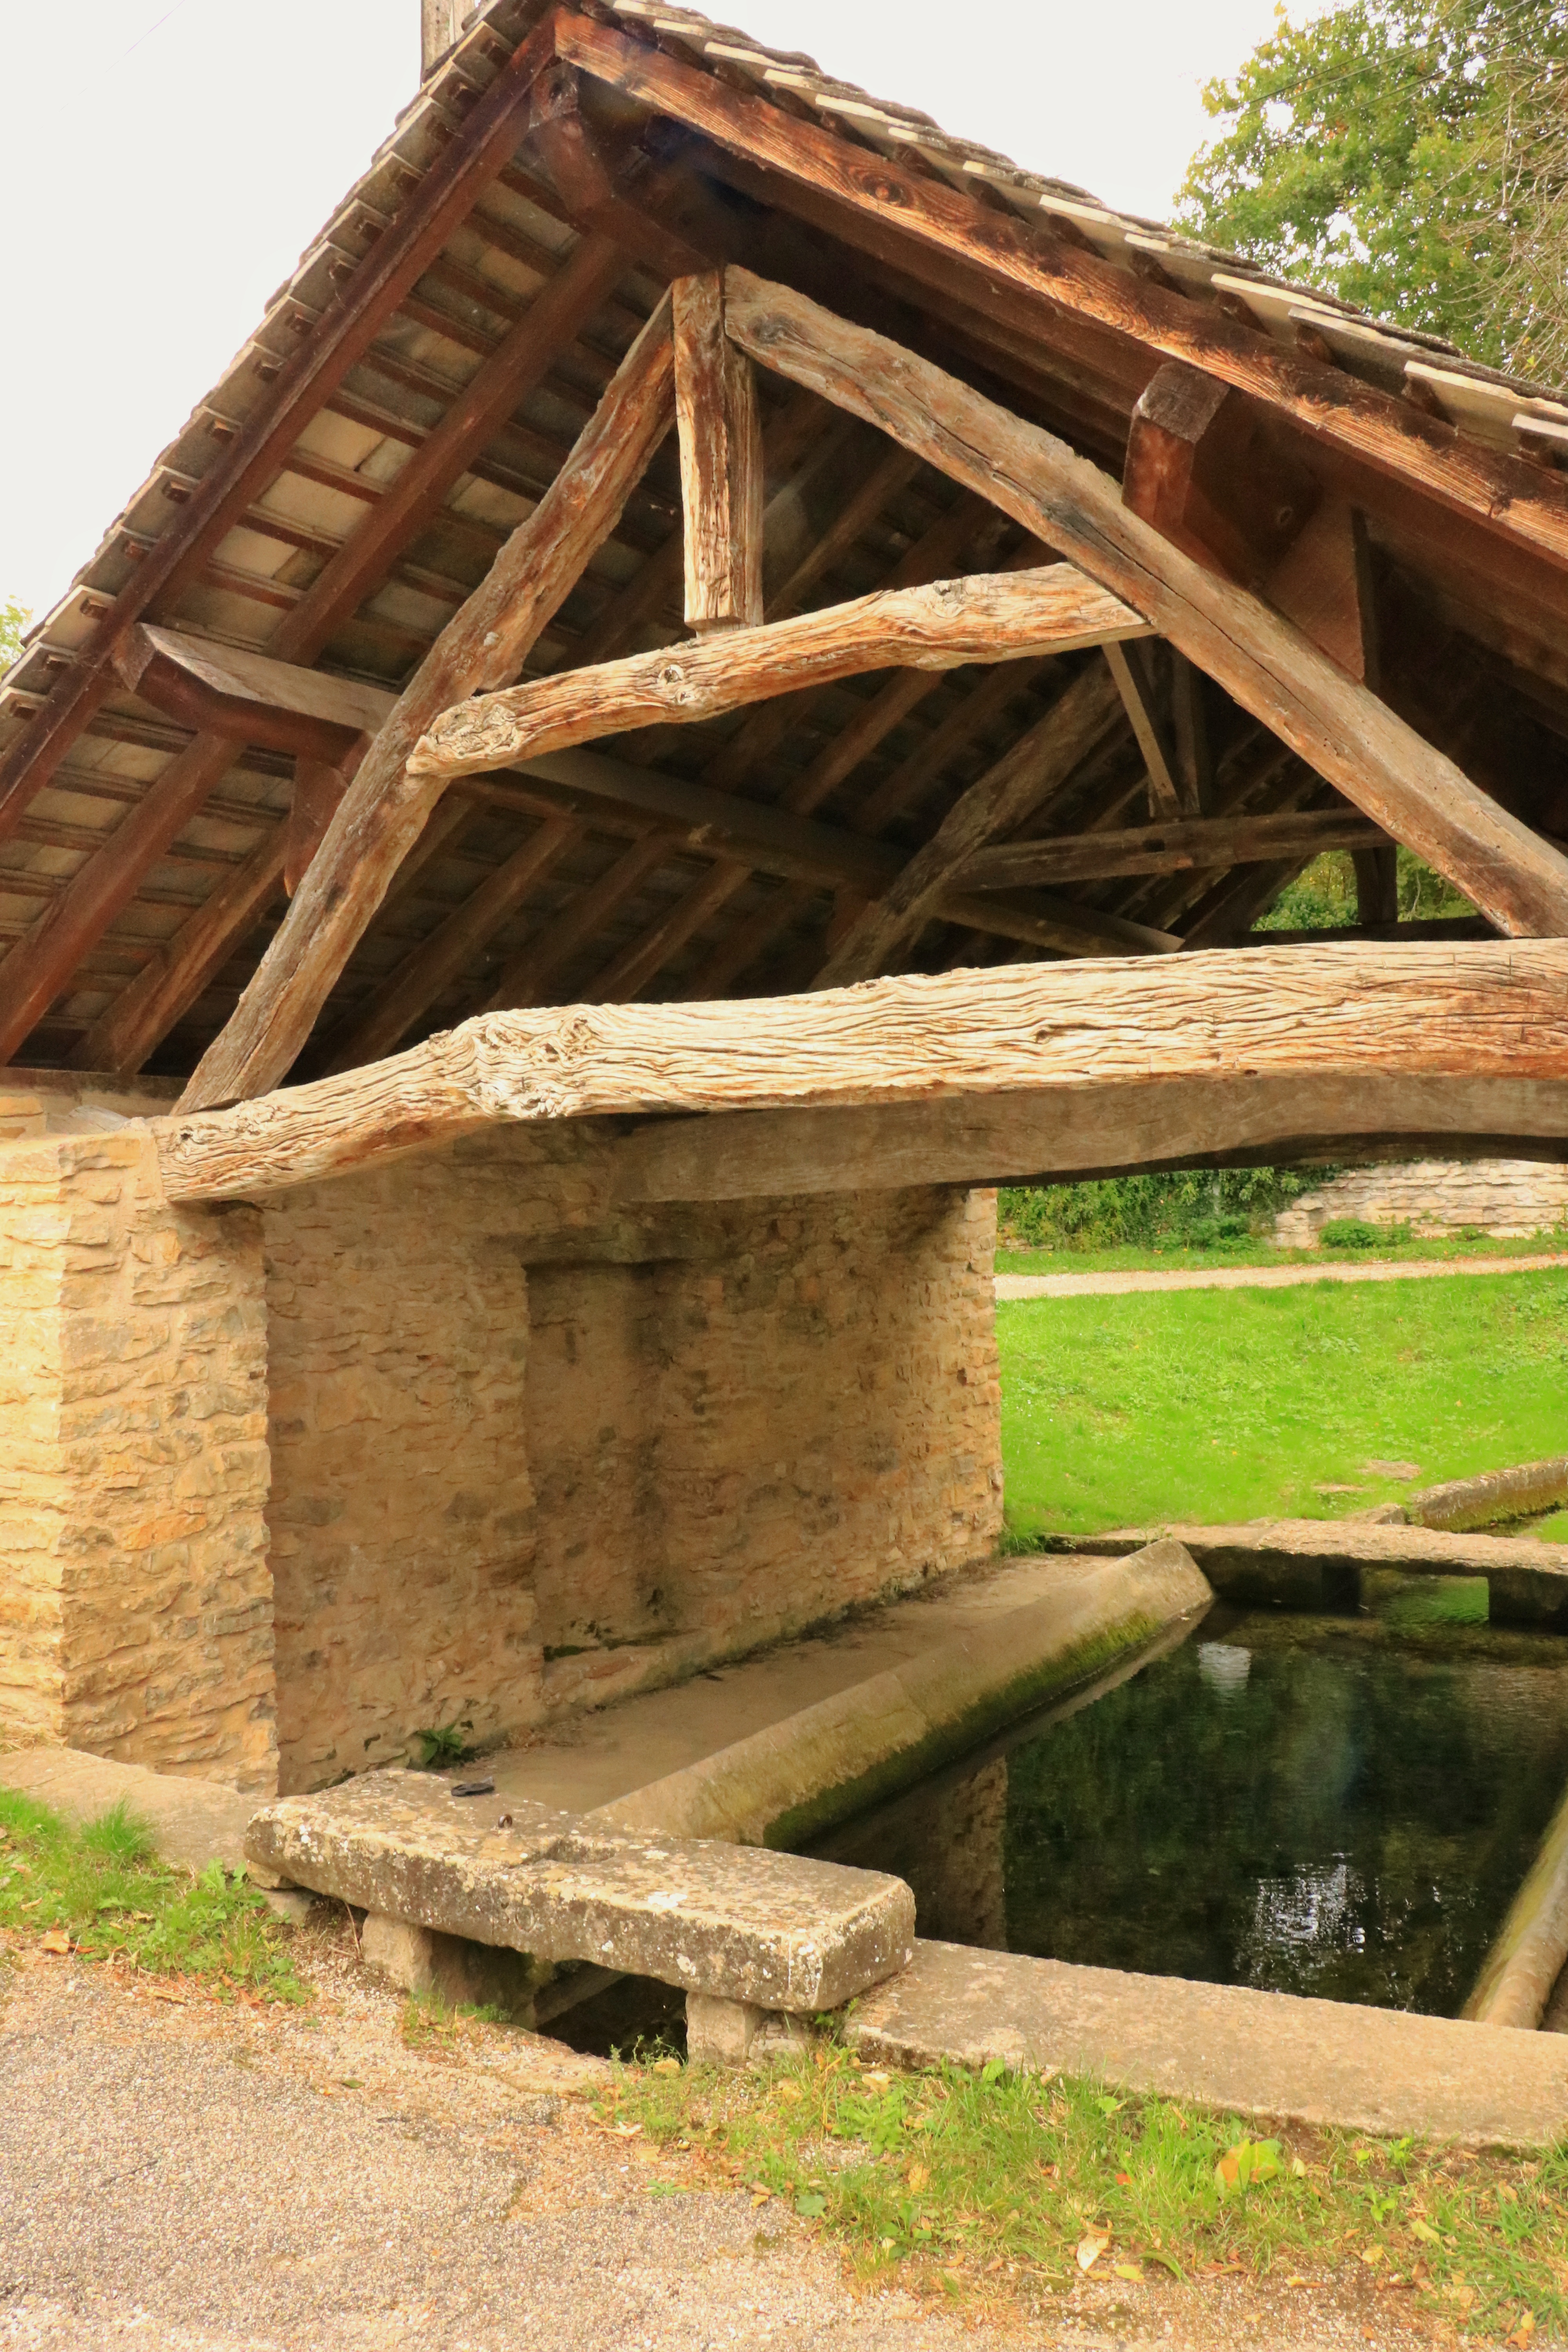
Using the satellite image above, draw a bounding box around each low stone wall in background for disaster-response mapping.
[1273,1159,1568,1247]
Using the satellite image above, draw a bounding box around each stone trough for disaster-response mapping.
[245,1769,914,2059]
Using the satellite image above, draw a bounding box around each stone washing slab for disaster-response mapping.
[587,1540,1213,1849]
[1409,1456,1568,1533]
[0,1744,285,1885]
[1065,1519,1568,1622]
[848,1940,1568,2148]
[245,1770,913,2012]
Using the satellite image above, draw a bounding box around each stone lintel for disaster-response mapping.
[245,1770,914,2012]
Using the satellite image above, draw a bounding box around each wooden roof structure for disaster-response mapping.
[5,0,1568,1107]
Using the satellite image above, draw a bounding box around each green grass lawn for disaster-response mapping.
[996,1230,1568,1279]
[999,1267,1568,1537]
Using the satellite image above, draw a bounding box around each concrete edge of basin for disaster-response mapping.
[584,1541,1214,1850]
[844,1939,1568,2149]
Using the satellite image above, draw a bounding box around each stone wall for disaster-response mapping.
[0,1113,1002,1800]
[1273,1158,1568,1247]
[264,1134,1001,1791]
[0,1129,274,1788]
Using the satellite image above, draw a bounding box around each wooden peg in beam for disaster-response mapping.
[286,733,372,898]
[673,271,764,632]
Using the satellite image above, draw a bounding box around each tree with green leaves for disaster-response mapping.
[1178,0,1568,385]
[0,593,27,681]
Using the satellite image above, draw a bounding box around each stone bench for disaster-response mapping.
[245,1770,914,2058]
[1065,1519,1568,1624]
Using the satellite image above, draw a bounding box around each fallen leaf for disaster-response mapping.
[1286,2275,1309,2288]
[1077,2233,1110,2273]
[1362,2243,1386,2267]
[152,1989,188,2005]
[38,1930,71,1956]
[650,2056,681,2076]
[777,2082,803,2105]
[1508,2314,1536,2349]
[907,2163,931,2193]
[861,2071,891,2089]
[1411,2219,1443,2245]
[1113,2263,1143,2282]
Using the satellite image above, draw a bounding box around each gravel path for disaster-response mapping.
[996,1252,1568,1300]
[0,1938,1429,2352]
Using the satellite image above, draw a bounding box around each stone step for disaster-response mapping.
[1059,1518,1568,1622]
[245,1769,913,2013]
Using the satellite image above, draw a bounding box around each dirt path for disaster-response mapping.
[996,1252,1568,1301]
[0,1933,1434,2352]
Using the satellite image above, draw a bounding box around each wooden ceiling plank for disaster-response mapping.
[557,12,1568,585]
[178,289,680,1111]
[721,268,1568,938]
[673,270,765,631]
[411,566,1151,781]
[0,14,565,842]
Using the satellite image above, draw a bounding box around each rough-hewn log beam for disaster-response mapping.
[614,1075,1568,1203]
[0,13,565,841]
[673,271,764,631]
[958,806,1387,891]
[817,662,1129,985]
[178,292,680,1112]
[411,568,1151,783]
[151,938,1568,1202]
[556,12,1568,589]
[721,269,1568,939]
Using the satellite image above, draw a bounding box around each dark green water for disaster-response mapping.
[821,1604,1568,2017]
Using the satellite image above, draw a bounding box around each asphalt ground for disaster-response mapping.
[0,1926,1441,2352]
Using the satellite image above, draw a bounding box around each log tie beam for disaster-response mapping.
[957,806,1389,892]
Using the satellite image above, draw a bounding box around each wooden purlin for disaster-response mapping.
[555,11,1568,590]
[0,225,637,1071]
[177,291,682,1112]
[720,269,1568,939]
[0,12,567,848]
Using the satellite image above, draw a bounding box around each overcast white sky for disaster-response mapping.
[0,0,1308,625]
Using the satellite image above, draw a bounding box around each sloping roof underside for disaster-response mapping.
[3,0,1567,1081]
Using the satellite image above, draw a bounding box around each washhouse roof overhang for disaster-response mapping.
[5,0,1568,1118]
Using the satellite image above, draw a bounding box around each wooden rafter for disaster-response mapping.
[411,568,1150,783]
[720,268,1568,939]
[555,11,1568,590]
[0,13,566,845]
[956,806,1388,891]
[176,291,680,1113]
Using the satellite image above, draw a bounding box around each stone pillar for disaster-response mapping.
[0,1130,275,1791]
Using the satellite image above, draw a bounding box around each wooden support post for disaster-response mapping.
[1171,655,1213,817]
[1355,846,1401,926]
[412,567,1150,783]
[673,272,764,632]
[177,292,679,1112]
[720,268,1568,939]
[1102,641,1181,820]
[1123,363,1321,589]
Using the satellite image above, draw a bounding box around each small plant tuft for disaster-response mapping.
[412,1719,475,1768]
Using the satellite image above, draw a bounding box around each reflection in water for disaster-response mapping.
[820,1607,1568,2017]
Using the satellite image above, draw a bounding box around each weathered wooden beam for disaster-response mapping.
[411,568,1151,783]
[1122,363,1321,590]
[1171,655,1213,816]
[150,939,1568,1202]
[1102,642,1181,820]
[287,739,368,899]
[958,807,1387,891]
[817,662,1129,985]
[555,11,1568,589]
[613,1075,1568,1203]
[0,14,564,840]
[673,271,764,632]
[325,815,583,1071]
[178,292,680,1112]
[0,230,635,1071]
[721,269,1568,939]
[114,627,395,763]
[1355,846,1401,927]
[1267,498,1378,684]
